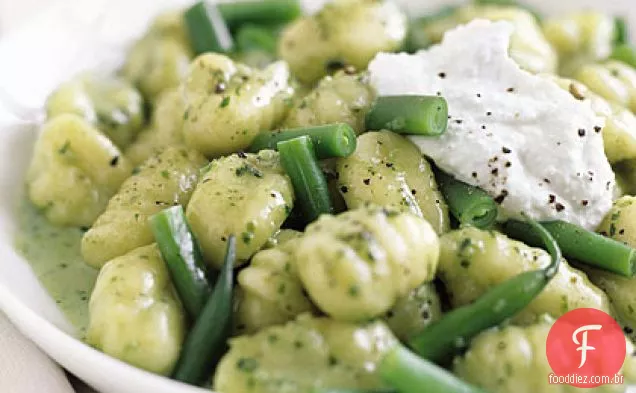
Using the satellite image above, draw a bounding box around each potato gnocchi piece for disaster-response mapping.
[181,54,293,158]
[123,11,193,102]
[336,131,450,234]
[86,244,185,376]
[414,5,556,74]
[453,316,635,393]
[597,196,636,247]
[214,314,396,393]
[584,268,636,342]
[81,147,206,268]
[548,76,636,163]
[27,114,132,227]
[46,74,145,148]
[186,150,294,268]
[295,206,439,321]
[438,227,611,324]
[235,238,314,334]
[576,60,636,113]
[383,282,442,342]
[543,11,616,76]
[282,71,374,134]
[124,89,186,166]
[279,0,407,84]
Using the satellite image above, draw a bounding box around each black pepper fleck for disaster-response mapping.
[494,190,509,204]
[438,72,446,79]
[472,172,478,178]
[340,186,348,193]
[486,111,492,116]
[505,161,512,168]
[491,168,499,176]
[109,156,119,166]
[411,189,417,195]
[555,203,565,212]
[363,179,371,185]
[582,200,589,206]
[578,129,586,137]
[237,151,247,158]
[549,194,556,203]
[507,87,515,93]
[594,126,602,133]
[502,147,511,154]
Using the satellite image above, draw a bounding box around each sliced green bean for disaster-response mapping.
[435,171,498,229]
[503,219,636,277]
[615,17,629,46]
[380,345,487,393]
[611,44,636,69]
[235,24,279,54]
[218,0,301,27]
[184,1,234,55]
[409,219,561,364]
[173,235,236,385]
[250,124,357,159]
[150,205,212,319]
[365,96,448,136]
[278,136,334,223]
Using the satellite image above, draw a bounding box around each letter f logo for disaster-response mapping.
[572,325,602,368]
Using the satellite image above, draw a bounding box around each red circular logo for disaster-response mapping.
[546,308,626,388]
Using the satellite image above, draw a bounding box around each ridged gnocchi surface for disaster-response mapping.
[543,11,616,76]
[86,244,186,376]
[27,114,132,227]
[438,227,612,324]
[282,71,374,134]
[123,11,193,101]
[336,131,450,234]
[548,75,636,163]
[279,0,407,84]
[186,150,294,268]
[46,74,145,149]
[454,316,633,393]
[235,237,314,334]
[415,5,556,74]
[576,60,636,114]
[295,206,439,321]
[124,89,187,166]
[81,147,206,268]
[181,54,294,158]
[214,315,396,393]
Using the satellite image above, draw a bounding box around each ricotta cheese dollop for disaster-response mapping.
[368,20,614,230]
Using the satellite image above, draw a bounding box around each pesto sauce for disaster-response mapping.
[13,197,98,338]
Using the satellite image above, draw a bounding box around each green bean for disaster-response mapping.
[250,124,357,159]
[365,96,448,136]
[150,206,212,319]
[184,1,234,55]
[435,171,498,229]
[611,44,636,69]
[380,345,487,393]
[503,219,636,277]
[403,6,457,53]
[173,235,236,385]
[409,219,561,364]
[218,0,301,27]
[278,136,334,224]
[615,17,629,46]
[235,24,278,54]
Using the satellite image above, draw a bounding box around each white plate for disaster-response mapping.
[0,1,635,392]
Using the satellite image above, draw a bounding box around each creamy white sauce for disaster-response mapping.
[368,20,615,230]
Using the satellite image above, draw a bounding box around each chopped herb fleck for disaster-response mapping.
[237,358,259,372]
[220,96,231,108]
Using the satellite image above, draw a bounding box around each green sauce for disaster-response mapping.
[13,197,98,338]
